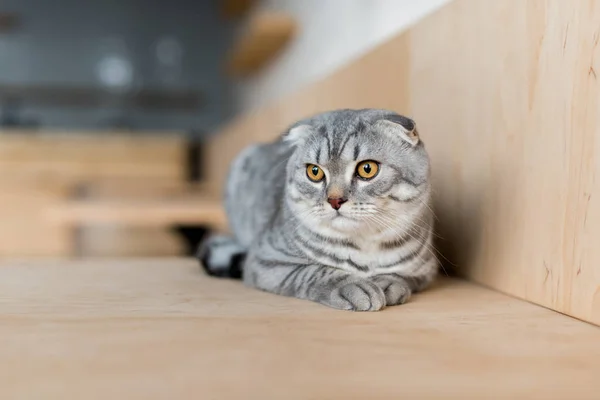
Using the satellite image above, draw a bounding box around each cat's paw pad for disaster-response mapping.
[372,276,412,306]
[331,281,385,311]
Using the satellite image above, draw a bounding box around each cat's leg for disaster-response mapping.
[197,235,246,279]
[244,254,386,311]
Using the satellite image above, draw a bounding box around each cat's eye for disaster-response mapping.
[356,160,380,180]
[306,164,325,182]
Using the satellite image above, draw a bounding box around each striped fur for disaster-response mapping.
[199,109,437,311]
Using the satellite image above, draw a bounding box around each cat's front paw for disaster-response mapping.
[329,280,385,311]
[372,275,412,306]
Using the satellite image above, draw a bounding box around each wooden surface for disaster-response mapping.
[0,130,186,181]
[408,0,600,327]
[0,177,73,257]
[205,0,600,325]
[0,259,599,399]
[0,131,188,257]
[226,12,296,77]
[79,226,186,257]
[47,195,228,230]
[74,181,212,257]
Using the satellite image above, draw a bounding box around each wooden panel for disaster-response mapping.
[76,180,206,258]
[47,183,227,257]
[76,179,210,200]
[0,178,73,257]
[0,131,187,256]
[204,0,600,324]
[73,181,215,258]
[0,131,186,181]
[408,0,600,324]
[79,227,185,258]
[1,260,600,399]
[47,195,227,231]
[226,12,297,77]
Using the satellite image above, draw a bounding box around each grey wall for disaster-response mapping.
[0,0,234,133]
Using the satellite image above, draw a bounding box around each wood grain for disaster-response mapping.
[204,0,600,324]
[408,0,600,325]
[0,259,599,399]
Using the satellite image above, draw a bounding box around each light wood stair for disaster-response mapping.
[0,259,598,399]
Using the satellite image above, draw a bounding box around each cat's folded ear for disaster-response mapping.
[374,115,419,146]
[283,124,313,146]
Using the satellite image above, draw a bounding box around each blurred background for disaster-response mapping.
[0,0,448,258]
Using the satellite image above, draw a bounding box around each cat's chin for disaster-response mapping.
[327,214,363,232]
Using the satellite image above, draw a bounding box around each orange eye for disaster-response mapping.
[306,164,325,182]
[356,160,379,180]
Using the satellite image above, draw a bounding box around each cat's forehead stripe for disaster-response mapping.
[353,143,360,160]
[311,119,368,162]
[336,131,355,157]
[318,126,332,161]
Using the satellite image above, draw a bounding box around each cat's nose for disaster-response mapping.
[327,197,347,210]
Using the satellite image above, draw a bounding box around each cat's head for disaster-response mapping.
[284,109,431,234]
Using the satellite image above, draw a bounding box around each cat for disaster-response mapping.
[198,109,437,311]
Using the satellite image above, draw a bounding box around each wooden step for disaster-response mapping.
[1,259,598,399]
[46,195,227,231]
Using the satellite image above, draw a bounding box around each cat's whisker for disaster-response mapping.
[383,208,445,240]
[367,213,433,269]
[369,211,451,276]
[401,218,455,268]
[365,214,437,278]
[412,189,439,222]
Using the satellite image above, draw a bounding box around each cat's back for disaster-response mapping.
[224,140,292,247]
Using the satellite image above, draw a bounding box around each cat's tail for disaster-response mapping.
[197,235,246,279]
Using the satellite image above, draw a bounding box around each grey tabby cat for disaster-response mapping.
[199,109,437,311]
